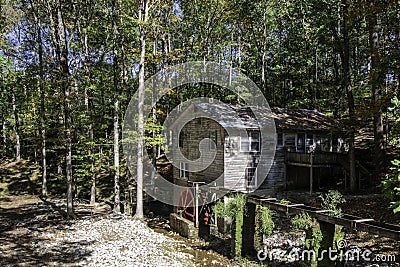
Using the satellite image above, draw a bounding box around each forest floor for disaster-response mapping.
[0,195,238,267]
[1,159,400,266]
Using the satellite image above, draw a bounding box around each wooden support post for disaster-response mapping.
[241,202,256,257]
[310,153,314,195]
[231,206,244,259]
[318,220,335,267]
[195,183,199,228]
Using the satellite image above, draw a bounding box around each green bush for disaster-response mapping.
[278,198,290,205]
[291,212,322,263]
[382,159,400,213]
[257,206,275,237]
[319,190,346,217]
[212,193,246,219]
[291,212,312,230]
[382,97,400,214]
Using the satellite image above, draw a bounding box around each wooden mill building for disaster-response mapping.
[169,102,347,196]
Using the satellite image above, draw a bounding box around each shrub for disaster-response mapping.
[319,190,346,217]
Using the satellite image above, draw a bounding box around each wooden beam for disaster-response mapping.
[353,218,374,223]
[310,154,313,194]
[287,162,335,168]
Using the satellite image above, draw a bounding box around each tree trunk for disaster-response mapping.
[53,0,74,218]
[39,26,47,197]
[342,0,357,191]
[32,1,47,197]
[135,0,149,220]
[112,0,120,213]
[12,90,20,162]
[2,120,6,156]
[367,6,384,179]
[81,20,96,205]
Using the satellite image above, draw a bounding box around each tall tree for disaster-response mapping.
[31,0,47,197]
[46,0,75,218]
[112,0,121,213]
[367,1,385,179]
[134,0,149,220]
[342,0,356,191]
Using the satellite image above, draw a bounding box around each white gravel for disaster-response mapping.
[32,214,195,266]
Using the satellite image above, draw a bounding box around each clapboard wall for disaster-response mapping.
[172,117,225,187]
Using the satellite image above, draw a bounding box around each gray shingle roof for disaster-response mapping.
[188,102,337,132]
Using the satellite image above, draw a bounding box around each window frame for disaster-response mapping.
[240,131,260,152]
[209,130,217,150]
[178,131,184,148]
[179,162,189,179]
[245,166,257,188]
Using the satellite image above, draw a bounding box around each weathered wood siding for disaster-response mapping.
[172,117,345,198]
[223,135,252,191]
[258,148,286,192]
[173,117,287,194]
[173,117,225,187]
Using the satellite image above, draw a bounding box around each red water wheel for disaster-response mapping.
[176,188,195,221]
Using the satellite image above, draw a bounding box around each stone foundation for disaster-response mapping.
[170,213,198,239]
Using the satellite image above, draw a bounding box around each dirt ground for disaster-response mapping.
[1,160,399,266]
[0,195,236,267]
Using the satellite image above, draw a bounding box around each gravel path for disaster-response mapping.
[32,214,195,266]
[0,196,196,266]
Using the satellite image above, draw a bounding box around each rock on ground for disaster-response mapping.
[31,214,195,266]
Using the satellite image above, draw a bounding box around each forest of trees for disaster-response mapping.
[1,0,399,216]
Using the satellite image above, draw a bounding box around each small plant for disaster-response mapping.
[212,193,247,259]
[278,198,290,205]
[257,206,275,237]
[212,193,247,219]
[334,225,345,250]
[291,212,322,265]
[382,97,400,214]
[382,159,400,214]
[319,190,346,217]
[212,199,229,218]
[291,212,312,230]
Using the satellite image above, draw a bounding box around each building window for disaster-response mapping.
[297,133,305,152]
[277,133,283,147]
[246,167,257,188]
[179,132,184,148]
[284,134,296,151]
[179,162,188,179]
[169,130,173,147]
[240,131,260,152]
[209,130,217,150]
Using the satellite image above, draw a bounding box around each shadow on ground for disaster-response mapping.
[0,196,93,266]
[0,160,40,196]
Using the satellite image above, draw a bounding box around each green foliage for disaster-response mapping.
[232,207,244,259]
[291,212,312,230]
[278,198,290,205]
[291,212,322,255]
[257,206,275,237]
[382,159,400,214]
[144,119,165,149]
[212,193,246,259]
[382,97,400,214]
[388,97,400,148]
[212,193,246,219]
[333,225,345,250]
[211,199,228,218]
[306,226,323,253]
[319,190,346,217]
